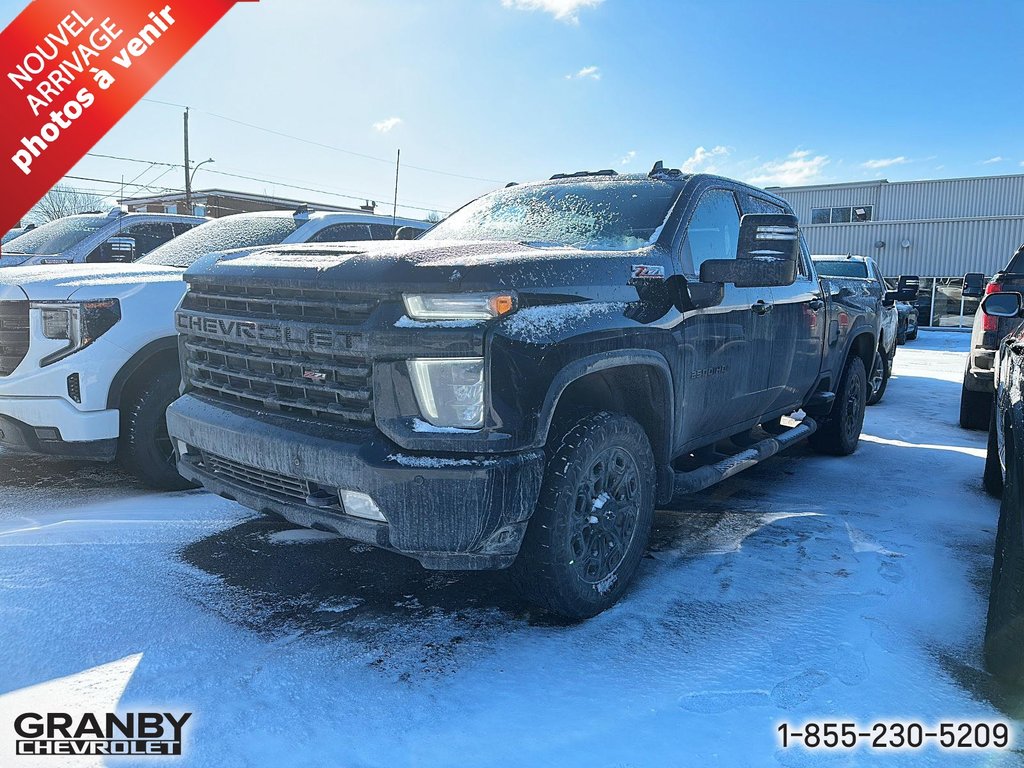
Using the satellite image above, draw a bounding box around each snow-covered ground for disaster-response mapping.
[1,331,1022,767]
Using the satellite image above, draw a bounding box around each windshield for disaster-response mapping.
[421,179,681,251]
[814,260,869,278]
[139,214,302,268]
[4,215,109,255]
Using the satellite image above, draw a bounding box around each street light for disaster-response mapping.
[185,158,214,214]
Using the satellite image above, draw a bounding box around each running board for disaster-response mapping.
[672,417,818,498]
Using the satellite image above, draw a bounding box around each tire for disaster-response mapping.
[809,356,867,456]
[984,406,1004,498]
[866,348,890,406]
[960,381,992,430]
[984,432,1024,684]
[906,327,918,341]
[511,411,656,619]
[896,330,907,346]
[120,367,195,491]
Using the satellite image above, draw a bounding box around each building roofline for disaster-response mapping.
[765,171,1024,193]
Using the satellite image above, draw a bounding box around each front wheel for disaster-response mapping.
[866,348,890,406]
[984,432,1024,684]
[984,406,1004,498]
[511,411,656,620]
[120,368,196,491]
[809,356,867,456]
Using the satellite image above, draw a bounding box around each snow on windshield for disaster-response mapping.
[421,179,680,252]
[139,215,302,268]
[3,215,109,255]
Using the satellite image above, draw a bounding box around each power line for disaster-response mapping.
[138,97,504,184]
[83,151,450,213]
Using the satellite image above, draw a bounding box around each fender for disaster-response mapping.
[105,336,180,410]
[536,350,675,463]
[831,321,877,381]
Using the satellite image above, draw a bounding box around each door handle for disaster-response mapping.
[751,300,773,316]
[808,298,824,311]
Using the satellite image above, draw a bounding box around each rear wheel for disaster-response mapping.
[809,356,866,456]
[906,327,918,341]
[960,381,992,430]
[120,368,195,491]
[866,348,890,406]
[511,411,656,619]
[984,431,1024,684]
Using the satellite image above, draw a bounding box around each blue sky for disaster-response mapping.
[2,0,1023,218]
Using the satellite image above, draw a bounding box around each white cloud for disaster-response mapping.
[373,117,402,133]
[983,156,1004,164]
[748,149,830,187]
[502,0,603,24]
[862,156,909,169]
[619,150,636,166]
[681,145,729,173]
[566,65,600,80]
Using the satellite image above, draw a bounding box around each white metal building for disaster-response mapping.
[768,174,1024,328]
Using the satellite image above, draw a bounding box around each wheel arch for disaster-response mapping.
[106,337,180,411]
[537,351,675,467]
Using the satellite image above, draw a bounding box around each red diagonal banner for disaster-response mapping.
[0,0,256,234]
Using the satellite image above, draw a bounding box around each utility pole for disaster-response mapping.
[392,148,400,226]
[183,107,191,214]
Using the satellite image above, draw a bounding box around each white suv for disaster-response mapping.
[0,208,207,267]
[0,208,430,488]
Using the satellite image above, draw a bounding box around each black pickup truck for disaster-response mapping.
[166,166,915,618]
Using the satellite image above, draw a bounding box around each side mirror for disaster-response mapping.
[100,236,136,262]
[962,272,986,298]
[981,291,1023,318]
[699,213,799,288]
[394,226,419,240]
[884,274,919,303]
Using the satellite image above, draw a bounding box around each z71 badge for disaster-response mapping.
[630,264,666,281]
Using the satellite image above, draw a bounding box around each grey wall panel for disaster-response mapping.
[802,218,1024,277]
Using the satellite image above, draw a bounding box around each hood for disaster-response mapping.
[0,262,183,301]
[188,240,672,299]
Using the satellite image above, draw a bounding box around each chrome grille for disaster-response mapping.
[201,451,310,503]
[180,279,378,425]
[0,302,29,376]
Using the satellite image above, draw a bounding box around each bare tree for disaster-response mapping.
[426,210,444,224]
[26,184,104,223]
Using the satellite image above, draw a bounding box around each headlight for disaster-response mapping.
[33,299,121,366]
[408,357,485,429]
[403,292,516,321]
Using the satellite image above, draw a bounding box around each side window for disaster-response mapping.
[173,222,199,237]
[681,189,740,276]
[369,223,398,240]
[307,223,372,243]
[121,221,177,258]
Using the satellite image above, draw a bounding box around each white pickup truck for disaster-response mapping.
[0,208,429,488]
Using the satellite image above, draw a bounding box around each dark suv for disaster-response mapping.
[960,243,1024,429]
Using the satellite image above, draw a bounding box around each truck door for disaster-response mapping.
[673,188,773,445]
[763,231,825,413]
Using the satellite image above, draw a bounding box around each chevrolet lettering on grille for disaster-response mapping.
[176,312,356,351]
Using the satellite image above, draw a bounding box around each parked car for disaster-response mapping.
[811,254,912,405]
[0,208,207,267]
[167,166,915,619]
[974,290,1024,684]
[959,243,1024,429]
[896,301,919,344]
[0,208,430,489]
[2,223,35,245]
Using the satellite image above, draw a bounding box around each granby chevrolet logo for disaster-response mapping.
[13,711,191,756]
[176,312,355,350]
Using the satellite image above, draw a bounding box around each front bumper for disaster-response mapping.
[167,393,545,570]
[0,396,119,459]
